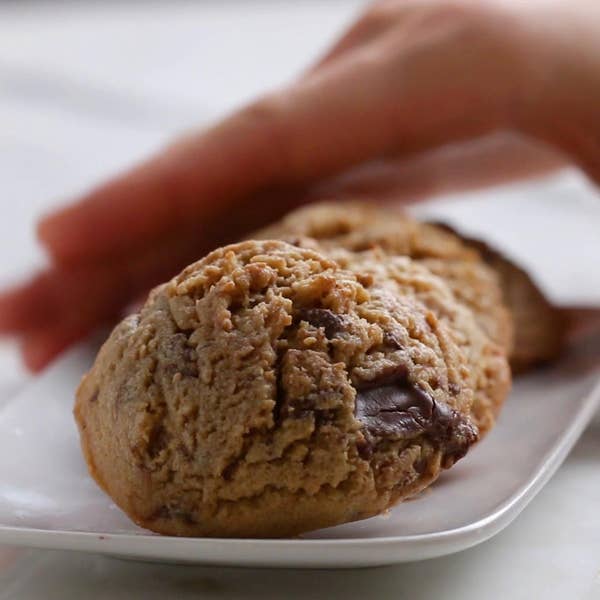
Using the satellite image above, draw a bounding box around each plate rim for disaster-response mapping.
[1,373,599,566]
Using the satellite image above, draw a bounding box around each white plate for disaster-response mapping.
[0,343,598,568]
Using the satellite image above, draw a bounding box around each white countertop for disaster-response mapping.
[1,2,600,598]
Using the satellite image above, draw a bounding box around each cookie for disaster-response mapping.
[287,243,511,436]
[257,200,567,373]
[255,202,514,358]
[254,204,513,434]
[431,223,565,372]
[75,240,481,538]
[259,201,566,371]
[255,202,476,261]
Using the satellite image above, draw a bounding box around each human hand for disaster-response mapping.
[2,0,599,371]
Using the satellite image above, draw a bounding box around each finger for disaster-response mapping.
[37,111,295,267]
[560,306,600,342]
[0,267,117,336]
[0,229,204,341]
[0,273,62,334]
[307,132,566,203]
[21,323,95,373]
[309,1,398,73]
[1,182,309,374]
[39,7,525,267]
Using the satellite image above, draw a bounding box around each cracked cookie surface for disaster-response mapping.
[256,201,564,373]
[322,246,511,436]
[255,204,513,434]
[255,202,513,359]
[75,240,480,538]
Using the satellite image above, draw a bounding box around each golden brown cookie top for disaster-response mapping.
[255,201,514,364]
[154,240,476,473]
[75,239,483,537]
[256,201,479,260]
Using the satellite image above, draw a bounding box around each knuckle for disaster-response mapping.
[240,96,281,127]
[410,1,506,52]
[419,1,487,32]
[363,1,402,27]
[363,0,497,40]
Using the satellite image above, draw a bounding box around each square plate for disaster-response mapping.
[0,344,598,568]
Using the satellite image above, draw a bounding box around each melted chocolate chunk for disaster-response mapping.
[298,308,346,338]
[354,369,477,464]
[355,384,433,439]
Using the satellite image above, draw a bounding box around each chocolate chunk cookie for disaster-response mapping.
[75,240,481,538]
[317,246,511,436]
[256,201,563,372]
[431,223,565,372]
[255,202,513,359]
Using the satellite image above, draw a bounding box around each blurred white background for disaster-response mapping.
[1,2,600,598]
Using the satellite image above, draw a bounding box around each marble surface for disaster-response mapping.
[1,1,599,598]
